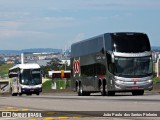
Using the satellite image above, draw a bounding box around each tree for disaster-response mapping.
[47,58,62,70]
[41,58,62,78]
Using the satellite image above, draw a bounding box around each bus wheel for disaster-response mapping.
[132,90,144,96]
[84,92,90,96]
[36,93,40,95]
[76,83,79,92]
[12,93,18,96]
[78,84,83,96]
[10,88,17,96]
[139,90,144,95]
[100,83,106,96]
[108,91,115,96]
[26,93,32,96]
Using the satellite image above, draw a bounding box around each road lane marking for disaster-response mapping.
[21,109,29,111]
[2,109,18,112]
[29,118,38,120]
[7,107,14,109]
[58,116,69,119]
[47,112,55,115]
[44,117,55,120]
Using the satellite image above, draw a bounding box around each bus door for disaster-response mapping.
[94,53,106,91]
[12,77,18,93]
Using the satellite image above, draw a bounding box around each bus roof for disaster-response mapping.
[71,32,147,46]
[71,34,104,47]
[9,63,40,70]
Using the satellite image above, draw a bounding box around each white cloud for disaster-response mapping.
[46,0,160,11]
[0,30,53,39]
[0,12,31,20]
[93,13,133,21]
[73,33,86,43]
[83,0,160,10]
[43,17,75,22]
[0,0,159,49]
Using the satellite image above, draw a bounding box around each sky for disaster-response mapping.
[0,0,160,50]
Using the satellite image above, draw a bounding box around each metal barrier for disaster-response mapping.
[0,79,10,94]
[156,54,160,77]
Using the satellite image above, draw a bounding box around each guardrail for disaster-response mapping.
[0,79,10,94]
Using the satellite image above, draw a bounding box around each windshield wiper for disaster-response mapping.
[115,73,123,76]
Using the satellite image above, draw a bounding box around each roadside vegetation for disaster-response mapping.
[0,64,13,78]
[42,79,71,90]
[153,63,160,84]
[0,60,159,91]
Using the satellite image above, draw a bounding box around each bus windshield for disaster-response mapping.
[20,69,42,85]
[111,33,151,53]
[114,56,152,77]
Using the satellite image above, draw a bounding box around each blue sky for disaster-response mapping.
[0,0,160,50]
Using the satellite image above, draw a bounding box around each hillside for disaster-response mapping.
[0,46,159,55]
[152,46,160,52]
[0,48,62,55]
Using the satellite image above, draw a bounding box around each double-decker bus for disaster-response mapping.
[71,32,153,96]
[9,63,42,96]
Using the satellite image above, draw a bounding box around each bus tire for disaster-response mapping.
[76,82,79,92]
[77,82,90,96]
[26,93,32,96]
[107,91,115,96]
[84,92,90,96]
[10,88,17,96]
[78,83,83,96]
[36,93,40,95]
[132,90,144,96]
[12,93,18,96]
[100,83,106,96]
[139,90,144,95]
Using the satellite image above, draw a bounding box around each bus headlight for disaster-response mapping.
[147,80,152,83]
[116,80,124,84]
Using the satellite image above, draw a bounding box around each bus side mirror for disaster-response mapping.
[40,70,43,77]
[8,73,18,78]
[111,54,115,63]
[8,74,11,78]
[152,52,160,63]
[101,48,105,54]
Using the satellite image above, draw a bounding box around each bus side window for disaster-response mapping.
[106,53,114,74]
[9,73,18,78]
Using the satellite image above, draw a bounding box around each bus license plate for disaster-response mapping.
[132,86,139,89]
[30,89,34,92]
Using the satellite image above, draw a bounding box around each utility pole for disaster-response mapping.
[21,53,24,64]
[157,54,160,77]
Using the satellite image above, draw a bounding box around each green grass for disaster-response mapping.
[153,77,160,83]
[42,80,52,90]
[42,79,71,90]
[0,64,13,77]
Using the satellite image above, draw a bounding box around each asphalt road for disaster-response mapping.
[0,92,160,120]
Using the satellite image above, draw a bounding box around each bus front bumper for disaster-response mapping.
[21,87,42,93]
[114,80,153,91]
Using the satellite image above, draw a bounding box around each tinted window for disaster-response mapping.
[104,34,112,51]
[71,37,103,57]
[114,56,152,77]
[111,33,151,53]
[81,63,106,77]
[20,69,41,85]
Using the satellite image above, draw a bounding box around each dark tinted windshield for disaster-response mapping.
[20,69,42,85]
[114,56,152,77]
[111,33,151,53]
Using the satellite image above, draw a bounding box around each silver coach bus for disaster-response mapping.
[71,32,153,96]
[9,63,42,96]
